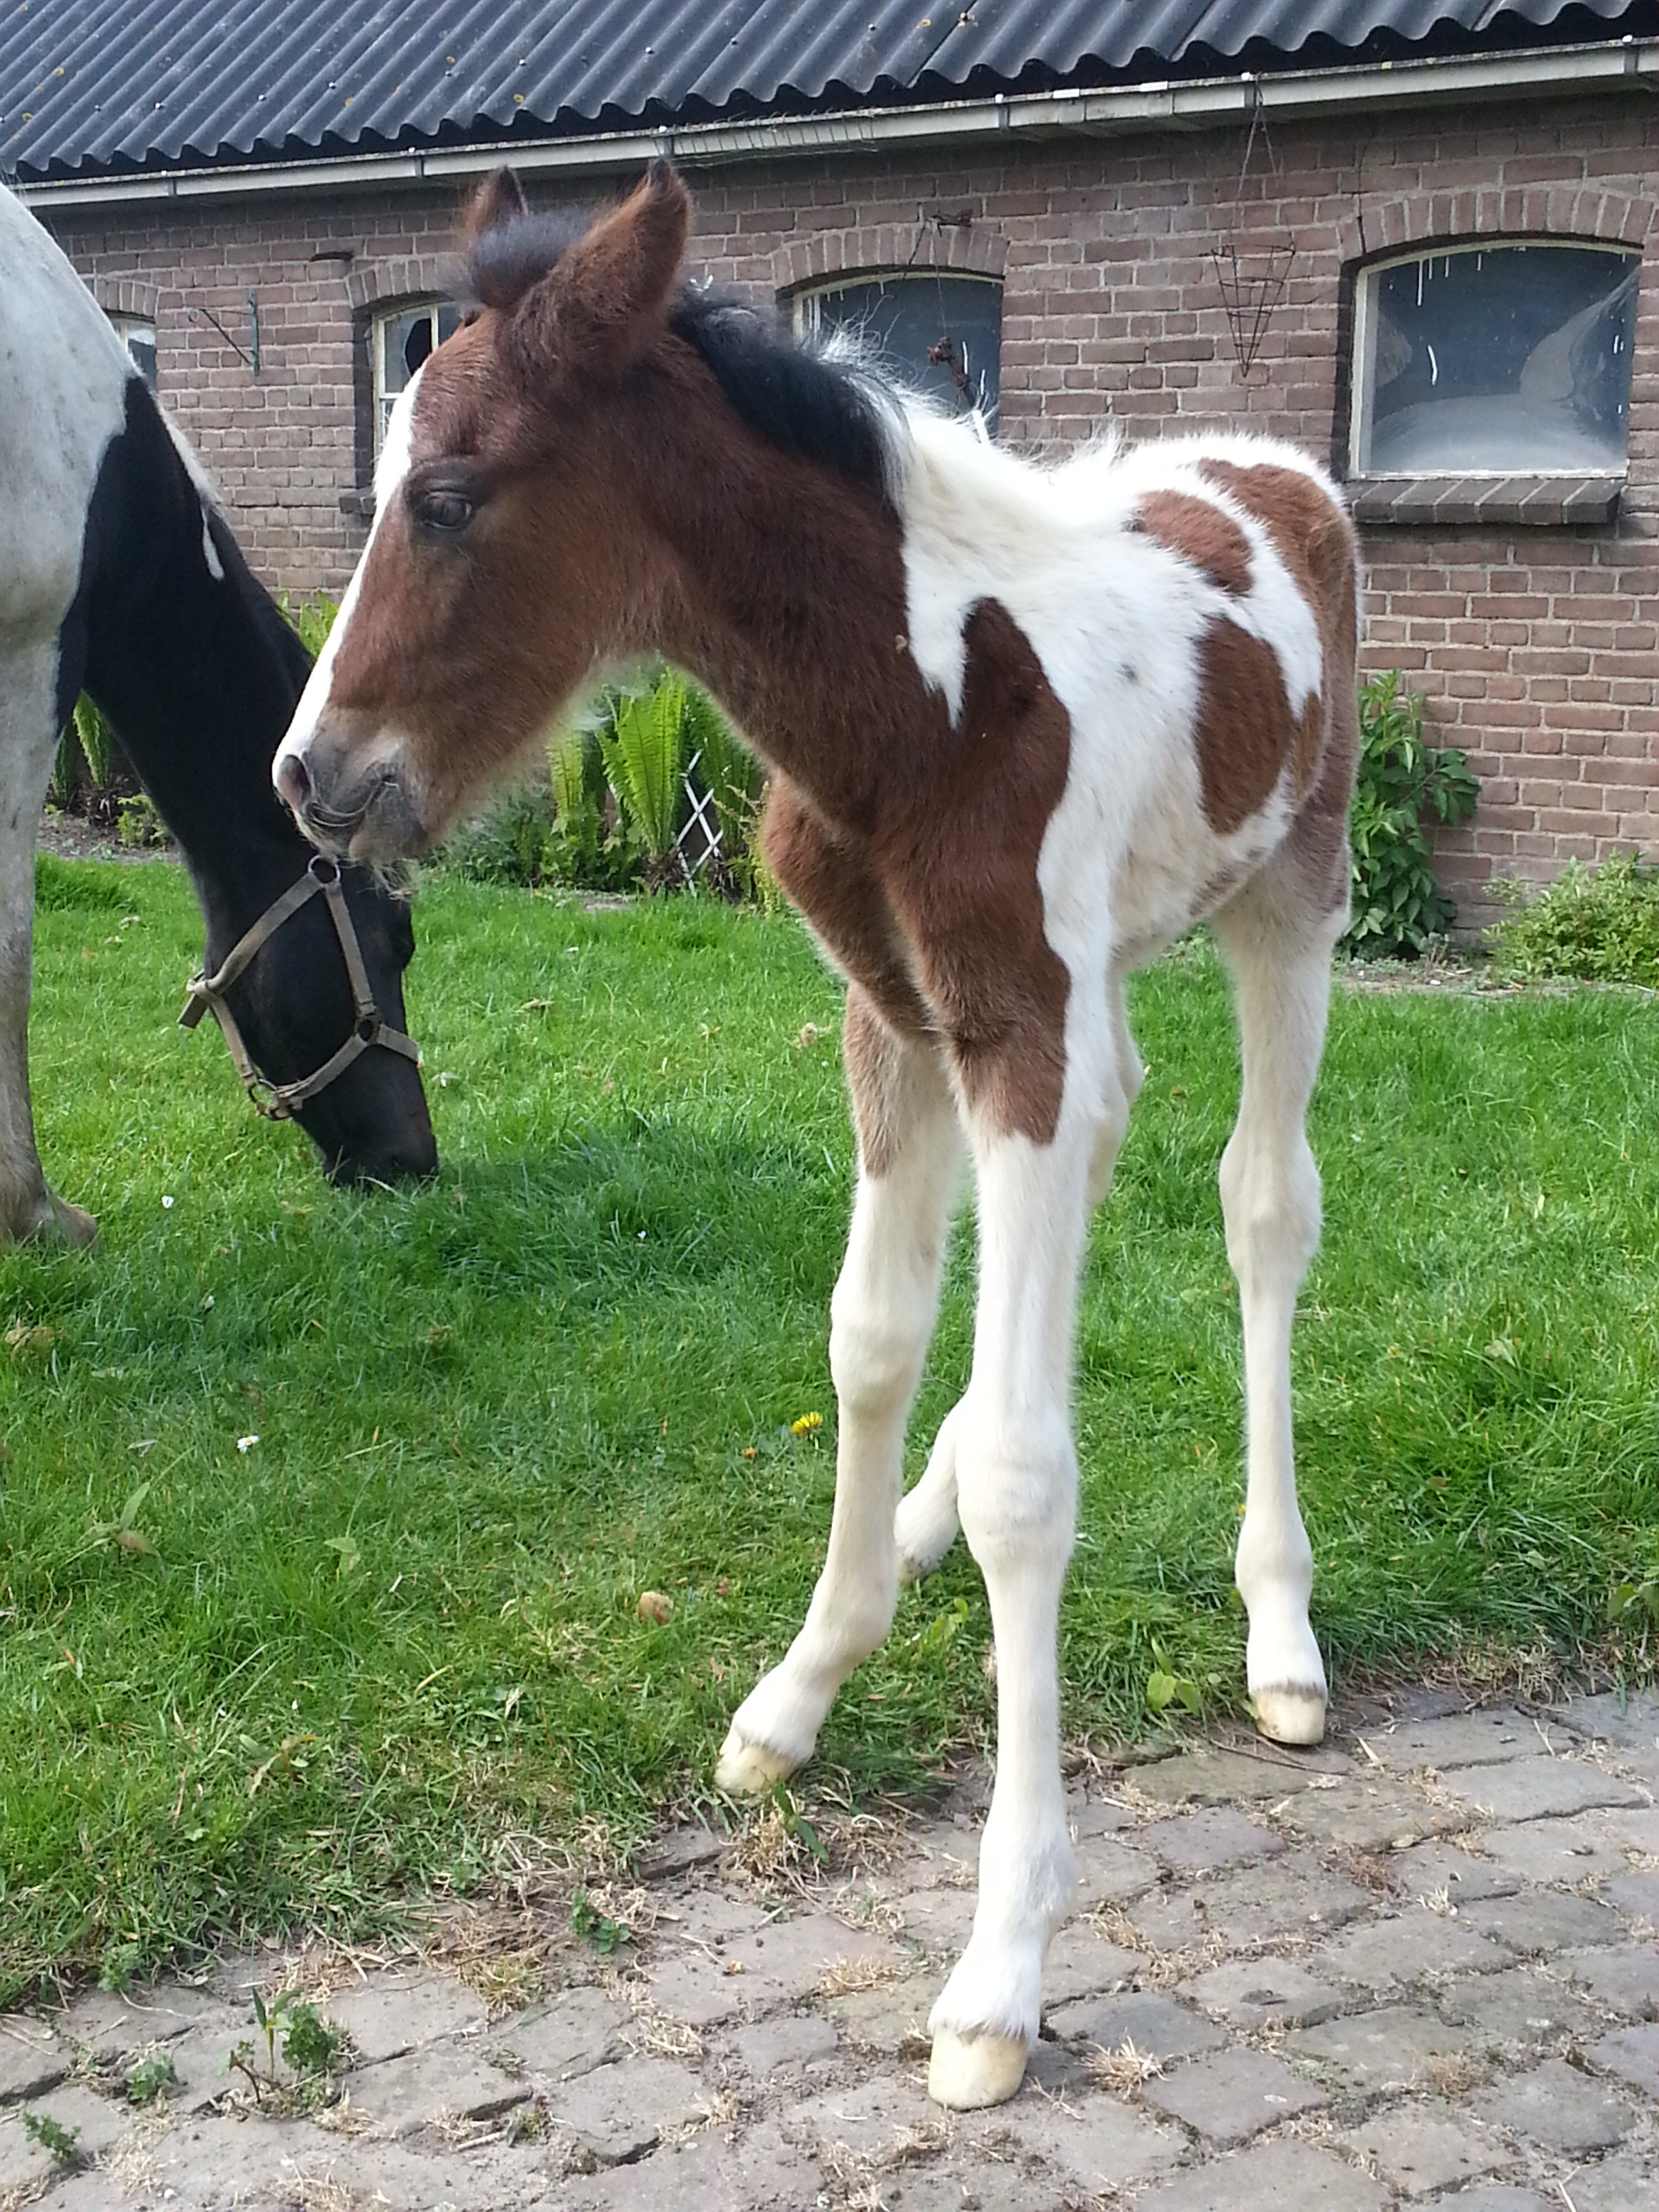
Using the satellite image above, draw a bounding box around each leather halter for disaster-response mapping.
[180,854,421,1120]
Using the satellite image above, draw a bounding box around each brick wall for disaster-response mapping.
[36,83,1659,929]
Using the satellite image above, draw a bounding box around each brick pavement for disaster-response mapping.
[4,1689,1658,2210]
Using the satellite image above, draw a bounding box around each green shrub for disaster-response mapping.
[1487,851,1659,987]
[278,590,340,659]
[1345,671,1479,958]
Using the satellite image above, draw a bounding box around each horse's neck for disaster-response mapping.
[648,422,935,836]
[77,385,312,923]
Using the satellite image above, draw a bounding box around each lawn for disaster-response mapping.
[2,857,1657,2000]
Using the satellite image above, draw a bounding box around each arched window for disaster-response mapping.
[372,298,461,457]
[796,273,1002,432]
[1350,241,1639,477]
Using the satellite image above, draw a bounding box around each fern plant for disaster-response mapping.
[1345,670,1479,958]
[596,674,690,890]
[48,694,119,809]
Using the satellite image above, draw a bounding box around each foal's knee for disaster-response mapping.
[1219,1128,1322,1288]
[954,1414,1077,1576]
[829,1298,931,1423]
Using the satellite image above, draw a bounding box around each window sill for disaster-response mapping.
[340,488,375,520]
[1347,474,1623,527]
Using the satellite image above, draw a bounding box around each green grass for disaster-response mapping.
[3,863,1658,1999]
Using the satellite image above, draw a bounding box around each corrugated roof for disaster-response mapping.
[1,0,1647,183]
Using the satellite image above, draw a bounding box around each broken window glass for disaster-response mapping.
[374,300,462,456]
[1353,243,1638,475]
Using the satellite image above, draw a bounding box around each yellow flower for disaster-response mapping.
[791,1412,823,1436]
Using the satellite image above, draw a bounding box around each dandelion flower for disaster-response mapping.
[791,1412,823,1436]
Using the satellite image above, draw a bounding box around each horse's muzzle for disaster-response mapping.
[276,726,429,863]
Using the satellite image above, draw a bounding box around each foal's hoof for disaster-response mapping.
[714,1726,796,1795]
[1252,1683,1328,1747]
[2,1192,97,1247]
[928,2028,1029,2110]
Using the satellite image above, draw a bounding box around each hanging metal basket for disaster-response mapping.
[1209,238,1297,383]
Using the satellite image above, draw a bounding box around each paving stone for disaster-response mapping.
[1134,1743,1349,1806]
[1069,1792,1139,1839]
[966,2080,1183,2192]
[891,1883,978,1950]
[1480,1815,1631,1886]
[1607,1868,1659,1922]
[498,1984,628,2084]
[1357,1708,1549,1771]
[1591,2018,1659,2097]
[728,2011,840,2078]
[1138,1806,1286,1873]
[1596,1805,1659,1856]
[870,2166,1044,2212]
[50,1984,232,2062]
[1388,1837,1520,1904]
[1557,1690,1659,1755]
[565,2118,817,2209]
[785,2073,943,2158]
[1045,1988,1229,2057]
[1458,1888,1626,1954]
[0,2112,49,2194]
[1126,1850,1372,1954]
[645,1946,766,2026]
[1289,2003,1483,2093]
[348,2042,531,2137]
[1073,1831,1158,1908]
[1428,2191,1552,2212]
[633,1822,727,1882]
[1437,1756,1645,1822]
[324,1969,489,2062]
[823,1972,939,2055]
[1312,1906,1512,1988]
[91,2112,331,2209]
[1041,1924,1139,2005]
[1277,1777,1461,1853]
[1559,1942,1659,2019]
[543,2054,709,2165]
[1181,1956,1343,2030]
[145,2015,242,2108]
[665,1889,775,1945]
[1140,2044,1326,2144]
[1468,2057,1637,2154]
[1440,1965,1604,2049]
[655,1908,901,2020]
[0,2081,129,2188]
[1564,2152,1659,2211]
[251,2135,546,2212]
[0,2019,67,2103]
[1136,2134,1388,2210]
[1343,2104,1516,2195]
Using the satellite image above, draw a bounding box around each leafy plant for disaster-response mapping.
[1487,851,1659,989]
[117,792,169,848]
[278,590,340,659]
[20,2110,82,2169]
[1345,671,1479,958]
[229,1987,344,2100]
[280,2001,346,2077]
[596,674,690,890]
[124,2052,178,2104]
[98,1939,144,1992]
[48,693,121,811]
[1145,1638,1204,1720]
[569,1888,630,1953]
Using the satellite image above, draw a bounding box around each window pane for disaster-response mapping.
[808,276,1001,428]
[378,308,432,399]
[1359,245,1638,474]
[109,314,156,388]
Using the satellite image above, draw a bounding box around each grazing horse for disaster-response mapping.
[0,181,435,1241]
[274,165,1359,2112]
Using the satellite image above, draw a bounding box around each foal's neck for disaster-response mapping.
[642,386,934,836]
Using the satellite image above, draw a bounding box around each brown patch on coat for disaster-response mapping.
[1195,458,1360,878]
[761,779,930,1039]
[1132,491,1253,596]
[1191,621,1304,838]
[841,985,953,1179]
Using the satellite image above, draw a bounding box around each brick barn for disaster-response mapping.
[6,0,1659,929]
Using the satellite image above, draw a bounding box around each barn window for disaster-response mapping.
[1350,241,1639,477]
[108,312,157,389]
[372,299,462,456]
[797,273,1002,432]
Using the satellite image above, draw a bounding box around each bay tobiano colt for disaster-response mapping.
[0,180,434,1242]
[275,164,1360,2112]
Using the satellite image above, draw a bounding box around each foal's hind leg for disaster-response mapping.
[717,991,961,1790]
[0,645,97,1246]
[1211,878,1341,1746]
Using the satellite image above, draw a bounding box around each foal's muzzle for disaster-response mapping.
[276,720,430,863]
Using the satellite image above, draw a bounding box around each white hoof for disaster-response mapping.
[928,2027,1029,2110]
[895,1486,959,1584]
[1252,1683,1328,1746]
[714,1726,798,1795]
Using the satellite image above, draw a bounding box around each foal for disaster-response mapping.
[275,165,1360,2111]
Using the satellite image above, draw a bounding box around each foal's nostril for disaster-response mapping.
[275,754,312,815]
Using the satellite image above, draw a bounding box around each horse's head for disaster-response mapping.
[274,163,692,862]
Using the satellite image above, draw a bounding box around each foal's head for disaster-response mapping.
[275,163,699,861]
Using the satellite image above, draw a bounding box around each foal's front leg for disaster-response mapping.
[928,1067,1128,2111]
[717,991,961,1790]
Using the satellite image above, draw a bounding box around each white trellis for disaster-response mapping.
[674,746,722,876]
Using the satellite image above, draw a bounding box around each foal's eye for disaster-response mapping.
[414,489,474,533]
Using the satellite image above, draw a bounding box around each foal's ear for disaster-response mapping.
[526,162,691,379]
[466,165,530,244]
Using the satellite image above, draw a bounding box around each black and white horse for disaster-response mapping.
[0,182,436,1240]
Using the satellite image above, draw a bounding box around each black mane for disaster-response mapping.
[461,215,893,499]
